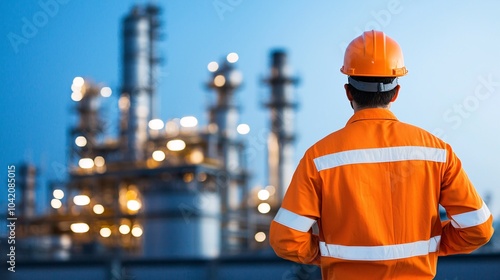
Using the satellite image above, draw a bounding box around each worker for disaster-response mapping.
[269,30,494,279]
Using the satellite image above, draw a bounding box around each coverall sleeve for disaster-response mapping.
[438,145,494,256]
[269,152,321,265]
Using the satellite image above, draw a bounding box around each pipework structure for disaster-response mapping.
[10,4,301,263]
[263,50,299,202]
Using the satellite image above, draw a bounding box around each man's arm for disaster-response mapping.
[438,145,494,256]
[269,152,322,265]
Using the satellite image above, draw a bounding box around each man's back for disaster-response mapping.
[271,108,493,279]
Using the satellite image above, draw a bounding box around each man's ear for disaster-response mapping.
[344,84,353,101]
[391,85,400,102]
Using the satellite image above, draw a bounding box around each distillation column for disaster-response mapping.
[207,55,246,252]
[264,50,299,201]
[120,5,161,161]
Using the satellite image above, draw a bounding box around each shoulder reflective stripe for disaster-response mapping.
[273,208,316,233]
[319,236,441,261]
[450,201,492,229]
[313,146,447,171]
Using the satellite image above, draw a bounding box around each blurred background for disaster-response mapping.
[0,0,499,279]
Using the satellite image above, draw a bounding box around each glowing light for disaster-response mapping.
[213,75,226,87]
[257,189,270,201]
[166,139,186,151]
[165,120,180,135]
[75,136,87,147]
[227,52,239,63]
[127,199,142,211]
[71,91,83,102]
[152,150,166,161]
[70,223,89,233]
[207,61,219,72]
[180,116,198,128]
[94,156,105,167]
[265,185,276,196]
[93,204,105,214]
[100,227,112,238]
[257,202,271,214]
[73,77,84,87]
[73,195,90,206]
[51,199,62,209]
[149,119,165,130]
[229,70,243,86]
[53,189,64,199]
[78,158,94,169]
[188,149,204,164]
[100,86,112,97]
[237,124,250,135]
[118,95,130,110]
[119,224,130,235]
[255,232,266,242]
[131,226,143,237]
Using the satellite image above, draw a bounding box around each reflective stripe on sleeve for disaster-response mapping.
[273,208,316,233]
[313,146,446,171]
[319,236,441,261]
[450,201,492,229]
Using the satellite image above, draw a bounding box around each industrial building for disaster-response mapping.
[2,3,499,280]
[8,3,299,261]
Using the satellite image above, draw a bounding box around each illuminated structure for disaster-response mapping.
[13,4,299,261]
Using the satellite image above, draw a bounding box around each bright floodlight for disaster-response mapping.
[100,227,112,238]
[257,189,270,201]
[51,199,62,209]
[119,224,131,235]
[78,158,94,169]
[93,204,105,214]
[149,119,165,130]
[53,189,64,199]
[127,199,142,211]
[100,87,112,97]
[180,116,198,128]
[166,139,186,151]
[207,61,219,72]
[213,75,226,87]
[152,150,166,161]
[75,136,87,147]
[255,232,266,242]
[237,124,250,135]
[70,223,89,233]
[73,195,90,206]
[72,77,84,87]
[71,91,83,102]
[131,226,143,237]
[257,202,271,214]
[227,52,239,63]
[94,156,105,167]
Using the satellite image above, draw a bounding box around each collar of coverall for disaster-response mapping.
[348,76,399,93]
[346,108,398,125]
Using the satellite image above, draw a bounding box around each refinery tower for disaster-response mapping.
[13,3,299,260]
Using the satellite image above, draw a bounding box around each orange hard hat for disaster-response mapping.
[340,30,408,77]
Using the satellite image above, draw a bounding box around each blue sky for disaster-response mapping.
[1,0,500,216]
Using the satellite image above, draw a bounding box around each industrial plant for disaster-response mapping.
[2,3,499,280]
[9,3,299,261]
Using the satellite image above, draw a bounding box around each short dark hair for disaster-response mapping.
[347,76,398,108]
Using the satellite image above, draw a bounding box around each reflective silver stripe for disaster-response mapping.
[274,208,316,233]
[319,236,441,261]
[314,146,446,171]
[450,201,492,228]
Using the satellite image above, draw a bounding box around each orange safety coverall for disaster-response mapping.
[270,108,494,279]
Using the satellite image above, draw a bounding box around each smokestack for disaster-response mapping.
[120,4,161,161]
[264,50,299,201]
